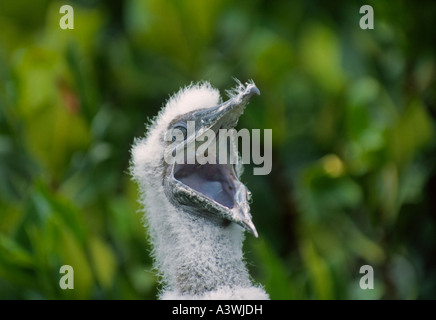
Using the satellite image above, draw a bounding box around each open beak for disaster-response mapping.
[168,82,260,237]
[194,82,260,134]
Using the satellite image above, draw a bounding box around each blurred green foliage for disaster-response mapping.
[0,0,435,299]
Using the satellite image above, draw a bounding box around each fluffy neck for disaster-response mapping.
[141,182,267,299]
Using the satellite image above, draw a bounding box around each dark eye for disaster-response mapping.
[172,125,187,142]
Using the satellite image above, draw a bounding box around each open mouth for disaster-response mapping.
[174,161,237,210]
[166,81,260,236]
[172,113,239,211]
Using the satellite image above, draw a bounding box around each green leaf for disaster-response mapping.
[89,236,117,290]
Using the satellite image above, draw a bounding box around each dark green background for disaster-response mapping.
[0,0,435,299]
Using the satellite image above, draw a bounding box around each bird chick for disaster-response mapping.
[130,80,268,300]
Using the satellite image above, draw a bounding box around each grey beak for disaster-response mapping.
[169,81,261,238]
[194,82,260,131]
